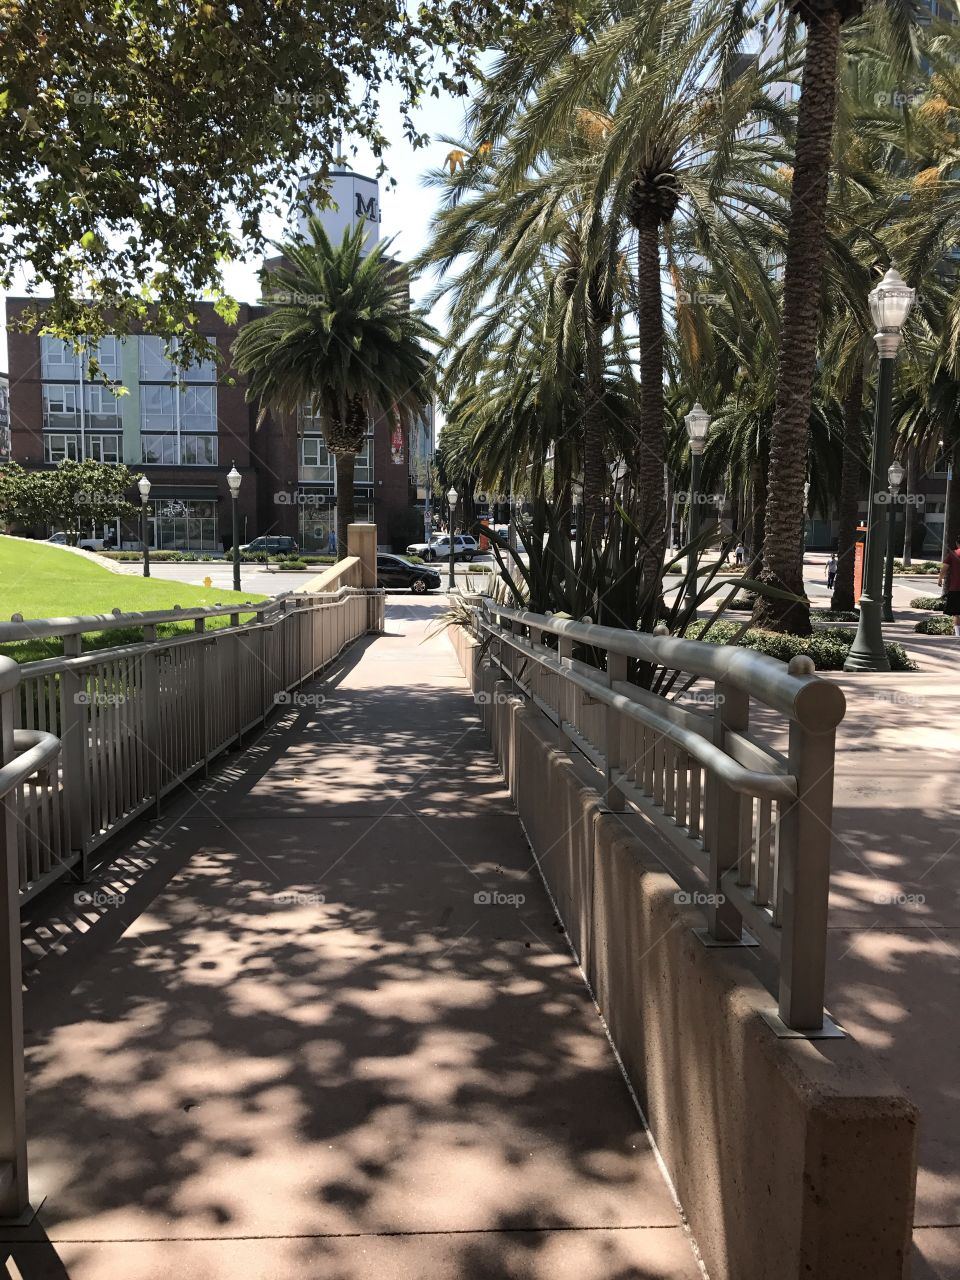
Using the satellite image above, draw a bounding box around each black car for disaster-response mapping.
[240,535,299,555]
[376,553,441,594]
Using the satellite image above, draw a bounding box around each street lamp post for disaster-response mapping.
[446,486,458,591]
[227,463,242,593]
[845,267,915,672]
[684,402,711,609]
[882,459,905,623]
[138,475,151,578]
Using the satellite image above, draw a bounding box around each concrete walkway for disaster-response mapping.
[4,598,703,1280]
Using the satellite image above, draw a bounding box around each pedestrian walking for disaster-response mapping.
[734,541,744,567]
[826,554,838,590]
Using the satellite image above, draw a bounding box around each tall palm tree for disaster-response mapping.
[751,0,921,631]
[232,217,438,555]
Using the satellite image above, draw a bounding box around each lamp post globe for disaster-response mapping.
[138,475,151,578]
[845,267,915,670]
[446,487,459,591]
[227,463,242,593]
[683,402,711,609]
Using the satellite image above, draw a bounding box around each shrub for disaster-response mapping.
[894,560,941,575]
[915,615,955,635]
[687,620,917,672]
[274,558,308,571]
[909,595,944,610]
[811,608,858,622]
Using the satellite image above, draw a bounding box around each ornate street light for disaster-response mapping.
[227,463,242,593]
[137,474,151,579]
[845,268,915,671]
[446,486,459,591]
[684,402,711,609]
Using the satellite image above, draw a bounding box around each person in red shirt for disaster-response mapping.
[939,535,960,638]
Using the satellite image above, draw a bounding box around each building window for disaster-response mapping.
[88,337,122,379]
[42,384,81,431]
[180,434,218,465]
[40,337,82,380]
[141,434,178,465]
[87,435,122,463]
[84,383,122,432]
[181,345,217,382]
[141,384,177,431]
[44,433,81,463]
[179,385,216,432]
[148,497,219,552]
[139,336,175,381]
[300,435,335,483]
[354,435,374,484]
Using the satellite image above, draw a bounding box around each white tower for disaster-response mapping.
[293,163,381,256]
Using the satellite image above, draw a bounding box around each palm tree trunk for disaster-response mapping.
[902,442,916,565]
[635,205,667,589]
[752,6,842,636]
[335,451,356,560]
[582,312,607,547]
[831,356,864,612]
[947,438,960,552]
[747,458,766,578]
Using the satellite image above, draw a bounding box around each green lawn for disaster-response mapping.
[0,537,268,662]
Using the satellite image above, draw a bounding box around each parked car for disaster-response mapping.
[405,533,479,562]
[47,531,106,551]
[376,553,441,594]
[239,535,299,555]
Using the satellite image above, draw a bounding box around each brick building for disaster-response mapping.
[3,297,431,553]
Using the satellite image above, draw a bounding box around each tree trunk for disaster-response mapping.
[902,441,916,565]
[334,450,356,560]
[746,458,767,579]
[635,205,668,591]
[947,438,960,553]
[752,6,842,635]
[831,356,864,612]
[581,312,607,548]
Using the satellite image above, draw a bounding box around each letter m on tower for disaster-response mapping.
[355,192,378,222]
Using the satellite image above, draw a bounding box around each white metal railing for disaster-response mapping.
[476,598,847,1036]
[0,587,384,905]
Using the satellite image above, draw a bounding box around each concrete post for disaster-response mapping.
[347,523,378,588]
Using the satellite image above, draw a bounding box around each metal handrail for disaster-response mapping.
[0,730,60,800]
[482,599,846,730]
[477,597,845,1037]
[489,624,797,802]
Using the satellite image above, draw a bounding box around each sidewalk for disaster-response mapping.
[3,598,703,1280]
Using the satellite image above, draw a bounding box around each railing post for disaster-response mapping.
[142,623,162,814]
[59,633,90,876]
[0,685,30,1223]
[702,679,749,944]
[605,653,628,810]
[777,714,836,1032]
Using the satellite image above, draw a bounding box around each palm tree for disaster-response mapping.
[232,217,438,555]
[751,0,921,631]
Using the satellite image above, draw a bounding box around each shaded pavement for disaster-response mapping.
[3,597,703,1280]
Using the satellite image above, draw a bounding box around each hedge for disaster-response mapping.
[687,620,917,672]
[910,595,944,611]
[915,616,955,635]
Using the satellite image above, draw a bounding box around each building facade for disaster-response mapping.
[4,297,431,552]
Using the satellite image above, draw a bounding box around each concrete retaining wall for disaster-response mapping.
[450,624,918,1280]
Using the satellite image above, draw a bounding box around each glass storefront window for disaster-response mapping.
[147,498,219,551]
